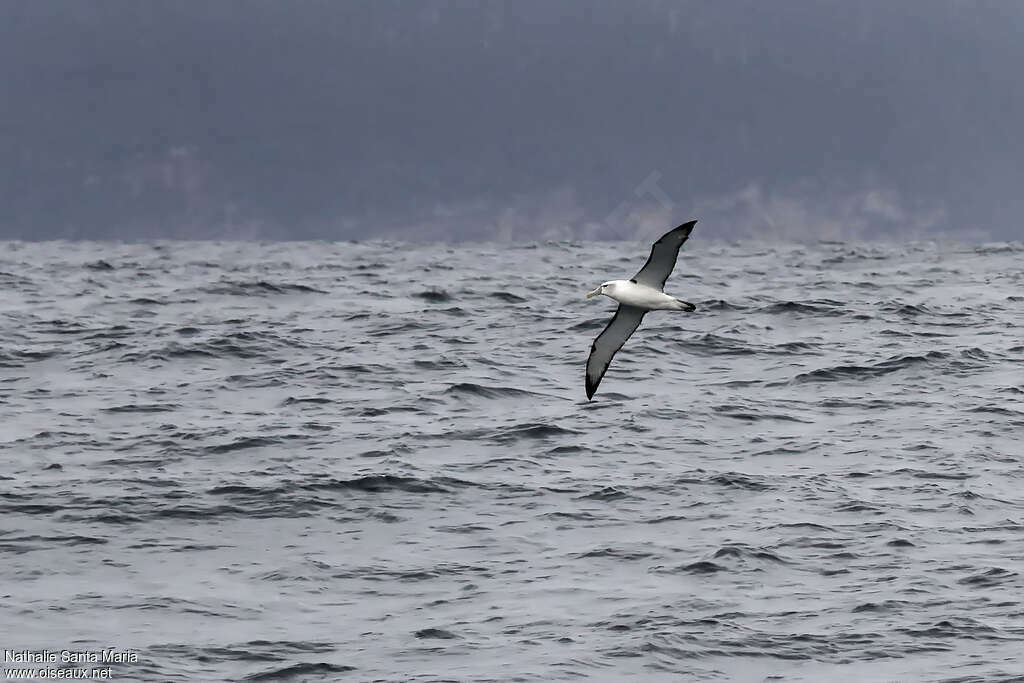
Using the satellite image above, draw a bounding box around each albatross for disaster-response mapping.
[584,220,698,400]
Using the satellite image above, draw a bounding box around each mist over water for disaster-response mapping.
[2,238,1024,681]
[3,2,1023,240]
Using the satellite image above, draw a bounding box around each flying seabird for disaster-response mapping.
[584,220,698,400]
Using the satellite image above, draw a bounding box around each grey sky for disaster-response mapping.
[2,1,1021,240]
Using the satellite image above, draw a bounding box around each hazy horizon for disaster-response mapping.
[3,1,1022,241]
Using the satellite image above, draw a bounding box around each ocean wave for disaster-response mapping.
[790,350,950,383]
[444,382,545,399]
[3,239,1022,682]
[414,289,452,302]
[758,299,848,316]
[202,280,326,295]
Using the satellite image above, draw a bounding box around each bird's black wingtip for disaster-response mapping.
[660,220,697,241]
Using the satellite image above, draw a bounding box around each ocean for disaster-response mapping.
[2,238,1023,682]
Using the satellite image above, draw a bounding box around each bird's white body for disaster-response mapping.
[588,279,691,311]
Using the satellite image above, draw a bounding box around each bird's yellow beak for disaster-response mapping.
[586,287,601,299]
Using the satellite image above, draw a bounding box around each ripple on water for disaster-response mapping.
[2,239,1021,681]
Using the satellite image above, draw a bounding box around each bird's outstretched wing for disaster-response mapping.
[632,220,697,291]
[585,305,646,400]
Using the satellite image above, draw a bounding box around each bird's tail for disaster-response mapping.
[675,299,696,312]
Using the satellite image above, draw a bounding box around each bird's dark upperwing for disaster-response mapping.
[585,305,646,400]
[632,220,697,291]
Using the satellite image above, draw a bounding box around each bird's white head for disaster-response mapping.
[586,281,615,299]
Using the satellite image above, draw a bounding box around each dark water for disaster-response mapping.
[2,239,1024,682]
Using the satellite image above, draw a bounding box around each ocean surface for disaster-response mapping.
[2,238,1023,682]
